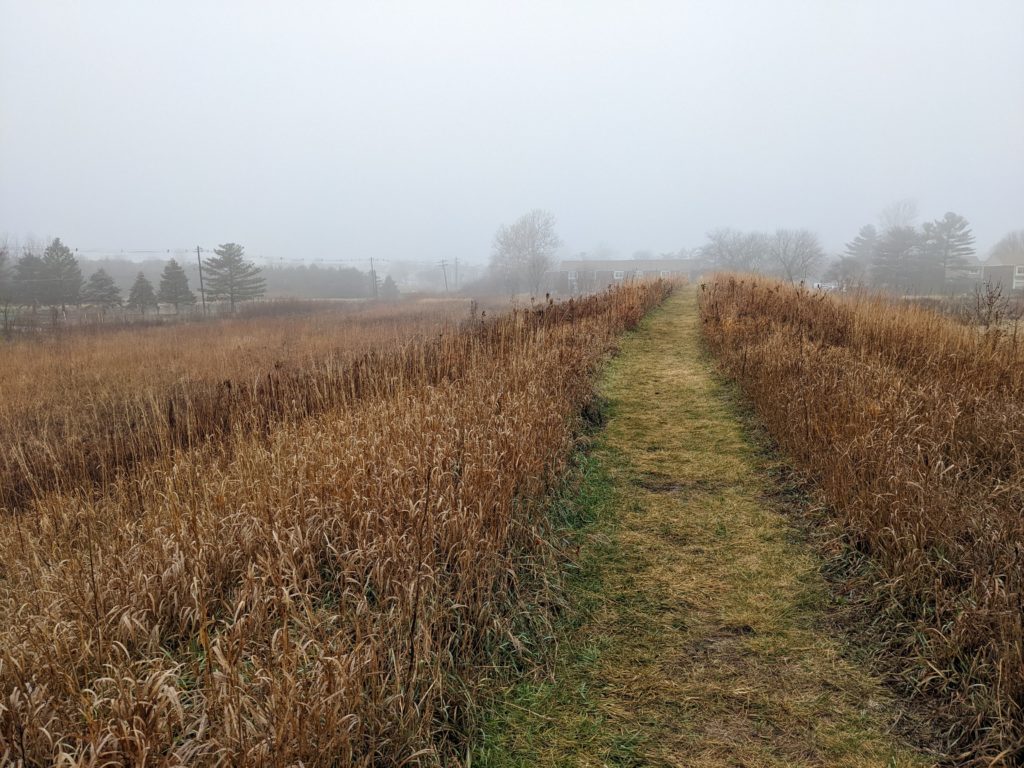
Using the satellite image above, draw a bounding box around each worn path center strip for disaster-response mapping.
[477,288,928,767]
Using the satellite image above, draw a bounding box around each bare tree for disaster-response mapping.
[490,209,561,295]
[701,228,769,272]
[990,230,1024,263]
[961,280,1023,337]
[879,198,919,231]
[769,229,825,282]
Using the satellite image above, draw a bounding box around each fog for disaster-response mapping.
[1,0,1021,263]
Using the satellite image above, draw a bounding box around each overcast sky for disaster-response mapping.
[1,1,1022,265]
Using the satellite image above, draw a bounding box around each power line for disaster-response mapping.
[75,249,174,255]
[8,244,457,271]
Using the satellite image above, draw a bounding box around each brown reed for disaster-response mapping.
[0,299,489,512]
[0,283,671,766]
[700,275,1024,764]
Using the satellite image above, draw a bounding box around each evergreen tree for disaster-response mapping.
[0,243,9,300]
[81,268,122,309]
[380,275,400,300]
[922,212,975,292]
[158,259,196,312]
[871,226,924,294]
[13,251,46,306]
[844,224,879,262]
[127,272,158,315]
[204,243,265,311]
[0,243,12,332]
[41,238,82,310]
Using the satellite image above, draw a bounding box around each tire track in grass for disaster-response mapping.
[475,288,930,767]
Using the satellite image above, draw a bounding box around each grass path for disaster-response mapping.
[475,289,928,767]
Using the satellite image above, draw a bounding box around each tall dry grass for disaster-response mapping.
[0,299,481,511]
[0,283,671,766]
[700,275,1024,763]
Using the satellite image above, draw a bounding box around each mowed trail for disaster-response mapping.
[478,289,929,767]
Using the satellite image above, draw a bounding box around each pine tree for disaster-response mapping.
[158,259,196,312]
[41,238,82,310]
[127,272,158,315]
[0,244,11,333]
[204,243,265,312]
[0,243,9,300]
[922,212,976,291]
[81,268,122,309]
[844,225,879,265]
[13,251,46,306]
[380,275,400,300]
[871,226,924,293]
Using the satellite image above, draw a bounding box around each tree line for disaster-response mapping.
[698,205,1023,295]
[699,227,827,283]
[696,212,980,293]
[482,207,987,297]
[0,240,265,314]
[825,208,978,293]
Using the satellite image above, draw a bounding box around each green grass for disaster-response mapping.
[472,449,651,768]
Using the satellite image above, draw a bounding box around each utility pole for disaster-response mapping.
[196,246,207,315]
[369,257,378,299]
[439,259,449,293]
[453,256,459,291]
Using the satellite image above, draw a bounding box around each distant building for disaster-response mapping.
[982,250,1024,292]
[547,258,695,295]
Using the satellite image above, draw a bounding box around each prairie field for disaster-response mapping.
[0,299,478,512]
[0,284,671,766]
[700,275,1024,762]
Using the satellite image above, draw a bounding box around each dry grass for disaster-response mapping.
[700,275,1024,764]
[0,283,671,766]
[478,288,923,767]
[0,299,482,511]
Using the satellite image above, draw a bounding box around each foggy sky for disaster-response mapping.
[1,1,1022,264]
